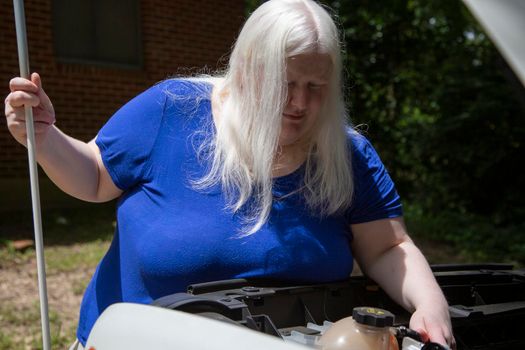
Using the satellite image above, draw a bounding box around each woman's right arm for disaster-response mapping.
[5,73,122,202]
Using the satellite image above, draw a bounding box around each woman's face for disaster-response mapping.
[280,53,332,149]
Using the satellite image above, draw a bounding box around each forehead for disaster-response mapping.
[286,53,332,79]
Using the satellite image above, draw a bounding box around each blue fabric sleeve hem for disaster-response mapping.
[95,137,126,191]
[348,208,404,225]
[346,132,404,224]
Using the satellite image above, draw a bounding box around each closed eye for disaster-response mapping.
[308,82,326,90]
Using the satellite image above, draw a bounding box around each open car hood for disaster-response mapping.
[462,0,525,86]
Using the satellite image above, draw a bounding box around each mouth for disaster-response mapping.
[283,113,305,121]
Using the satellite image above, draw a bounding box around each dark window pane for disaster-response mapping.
[52,0,141,68]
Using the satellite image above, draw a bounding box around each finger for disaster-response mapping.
[6,103,52,123]
[5,118,28,138]
[8,118,51,129]
[449,335,457,350]
[441,323,456,348]
[7,119,27,132]
[6,106,30,126]
[6,91,40,108]
[31,73,54,109]
[425,323,447,347]
[5,103,23,121]
[9,76,38,93]
[31,72,42,90]
[441,328,455,349]
[415,328,430,343]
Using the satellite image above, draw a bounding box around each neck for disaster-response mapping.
[272,143,308,177]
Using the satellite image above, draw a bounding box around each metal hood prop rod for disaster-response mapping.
[12,0,52,349]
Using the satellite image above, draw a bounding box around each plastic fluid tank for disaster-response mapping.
[319,307,398,350]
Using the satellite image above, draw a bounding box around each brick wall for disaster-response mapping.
[0,0,245,179]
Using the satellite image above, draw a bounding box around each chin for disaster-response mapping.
[280,124,304,144]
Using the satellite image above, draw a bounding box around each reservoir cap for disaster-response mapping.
[352,307,395,328]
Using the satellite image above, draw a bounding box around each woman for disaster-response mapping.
[5,0,454,348]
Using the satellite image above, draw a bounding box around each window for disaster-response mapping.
[52,0,142,68]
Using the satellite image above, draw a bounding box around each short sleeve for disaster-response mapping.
[95,82,169,190]
[346,132,403,224]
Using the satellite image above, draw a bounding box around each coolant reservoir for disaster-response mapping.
[319,307,398,350]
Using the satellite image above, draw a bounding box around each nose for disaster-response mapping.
[288,85,308,112]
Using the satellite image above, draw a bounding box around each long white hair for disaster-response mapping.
[194,0,353,235]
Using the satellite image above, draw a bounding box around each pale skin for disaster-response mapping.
[4,54,454,348]
[272,54,331,177]
[5,73,121,202]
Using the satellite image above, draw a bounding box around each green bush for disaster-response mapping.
[405,203,525,266]
[326,0,525,233]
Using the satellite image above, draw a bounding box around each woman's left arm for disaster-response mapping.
[350,217,455,349]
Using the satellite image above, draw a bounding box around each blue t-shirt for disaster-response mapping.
[77,79,402,344]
